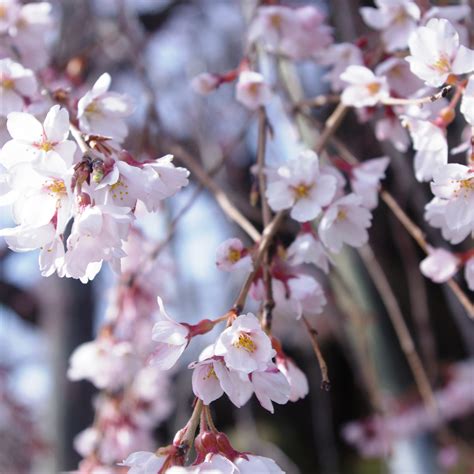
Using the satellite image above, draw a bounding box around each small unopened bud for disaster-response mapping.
[435,107,455,127]
[191,73,220,95]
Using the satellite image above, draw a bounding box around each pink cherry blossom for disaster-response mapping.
[351,156,390,209]
[251,363,291,413]
[119,451,166,474]
[0,58,37,116]
[360,0,420,52]
[191,73,220,95]
[214,313,275,374]
[234,455,284,473]
[150,297,190,370]
[235,71,272,110]
[420,247,459,283]
[215,238,253,273]
[276,356,309,402]
[318,193,372,253]
[287,232,331,273]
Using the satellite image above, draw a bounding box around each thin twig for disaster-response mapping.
[381,85,452,106]
[315,103,348,155]
[302,316,331,391]
[256,107,275,332]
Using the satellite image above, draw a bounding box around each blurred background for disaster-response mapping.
[0,1,473,473]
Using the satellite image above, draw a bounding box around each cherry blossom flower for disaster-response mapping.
[375,116,410,152]
[215,238,253,273]
[235,71,271,110]
[0,0,20,34]
[167,453,236,474]
[248,5,332,60]
[460,75,474,125]
[266,149,337,222]
[360,0,420,52]
[375,57,423,98]
[401,116,448,182]
[1,105,76,174]
[350,157,390,209]
[406,18,474,87]
[424,198,472,245]
[251,273,327,320]
[251,363,291,413]
[234,455,284,473]
[340,66,389,107]
[61,204,133,282]
[77,73,135,142]
[420,247,460,283]
[191,73,220,95]
[422,5,471,47]
[287,232,331,273]
[190,358,253,408]
[119,451,166,474]
[318,193,372,253]
[430,163,474,232]
[464,257,474,291]
[67,339,138,391]
[318,43,363,92]
[91,155,189,212]
[150,297,190,370]
[8,2,53,69]
[0,58,37,116]
[214,313,275,374]
[276,356,309,402]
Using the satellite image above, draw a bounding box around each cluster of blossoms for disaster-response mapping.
[68,229,176,472]
[342,359,474,460]
[0,61,189,281]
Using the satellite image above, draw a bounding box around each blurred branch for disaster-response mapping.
[0,281,39,324]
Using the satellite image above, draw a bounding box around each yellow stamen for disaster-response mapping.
[292,183,311,200]
[203,366,217,380]
[337,209,347,221]
[433,56,450,73]
[38,141,54,152]
[1,78,14,90]
[85,102,98,114]
[233,332,256,353]
[46,179,66,196]
[227,248,241,264]
[366,82,381,95]
[270,13,282,29]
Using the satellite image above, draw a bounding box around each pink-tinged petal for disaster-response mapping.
[452,46,474,75]
[290,198,321,222]
[191,362,223,404]
[148,342,186,370]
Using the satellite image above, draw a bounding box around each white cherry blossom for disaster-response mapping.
[287,232,331,273]
[430,164,474,232]
[1,105,76,174]
[67,338,138,391]
[215,238,253,273]
[214,313,275,374]
[234,455,284,473]
[460,75,474,125]
[77,73,134,141]
[251,363,291,413]
[340,66,389,107]
[248,5,332,60]
[351,156,390,209]
[318,193,372,253]
[150,297,189,370]
[235,71,272,110]
[401,116,448,182]
[276,356,309,402]
[266,149,337,222]
[119,451,166,474]
[406,18,474,87]
[420,247,459,283]
[360,0,420,52]
[0,58,37,116]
